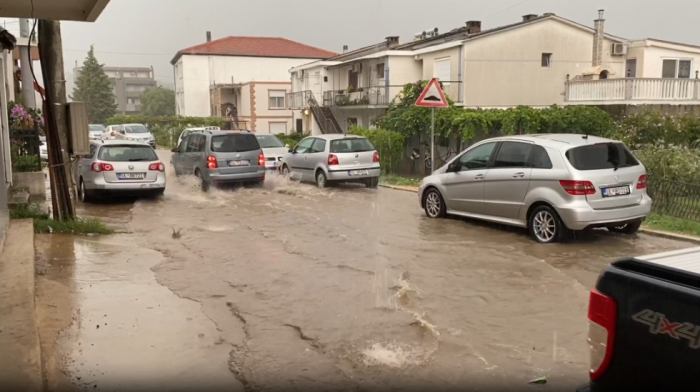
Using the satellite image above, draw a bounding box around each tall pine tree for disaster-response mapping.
[71,46,117,124]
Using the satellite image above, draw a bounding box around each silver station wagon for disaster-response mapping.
[419,134,651,243]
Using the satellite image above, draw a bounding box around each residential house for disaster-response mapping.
[73,65,157,114]
[171,34,336,133]
[288,11,630,135]
[566,34,700,106]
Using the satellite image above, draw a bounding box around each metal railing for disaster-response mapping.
[287,90,313,109]
[566,78,700,103]
[323,86,398,107]
[647,176,700,222]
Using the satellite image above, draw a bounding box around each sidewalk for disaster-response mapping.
[0,219,42,392]
[379,184,700,244]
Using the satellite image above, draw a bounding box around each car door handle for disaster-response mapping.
[474,174,484,180]
[512,172,525,178]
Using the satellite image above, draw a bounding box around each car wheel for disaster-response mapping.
[366,177,379,189]
[608,221,642,235]
[79,179,93,203]
[423,188,446,218]
[316,171,328,188]
[195,170,209,192]
[528,205,570,244]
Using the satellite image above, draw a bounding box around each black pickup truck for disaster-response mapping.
[577,246,700,392]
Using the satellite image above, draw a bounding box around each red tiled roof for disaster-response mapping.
[172,36,337,64]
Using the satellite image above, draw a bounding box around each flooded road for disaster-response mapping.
[36,150,695,391]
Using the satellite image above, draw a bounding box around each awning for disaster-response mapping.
[0,0,111,22]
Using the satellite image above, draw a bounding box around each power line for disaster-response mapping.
[63,47,174,57]
[483,0,535,19]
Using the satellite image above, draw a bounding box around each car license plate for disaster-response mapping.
[602,185,630,197]
[349,170,369,176]
[117,173,146,180]
[229,160,249,166]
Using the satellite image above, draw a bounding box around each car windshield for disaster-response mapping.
[211,134,260,152]
[330,138,375,153]
[98,145,158,162]
[89,124,105,132]
[124,125,149,134]
[565,142,640,171]
[256,135,285,148]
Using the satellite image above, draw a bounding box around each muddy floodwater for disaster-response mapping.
[35,151,694,392]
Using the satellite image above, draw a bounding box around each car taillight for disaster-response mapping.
[588,289,617,382]
[148,162,165,172]
[636,174,648,189]
[91,162,113,172]
[328,154,339,165]
[559,180,596,195]
[373,151,379,163]
[206,155,218,169]
[258,153,265,166]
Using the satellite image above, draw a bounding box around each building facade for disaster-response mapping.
[73,65,157,115]
[172,34,336,133]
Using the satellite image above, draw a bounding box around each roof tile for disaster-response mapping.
[176,36,337,60]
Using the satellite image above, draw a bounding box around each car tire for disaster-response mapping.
[528,205,570,244]
[79,179,94,203]
[608,221,642,235]
[423,188,446,218]
[316,170,328,188]
[195,170,209,192]
[366,177,379,189]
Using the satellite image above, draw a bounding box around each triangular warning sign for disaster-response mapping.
[415,78,448,108]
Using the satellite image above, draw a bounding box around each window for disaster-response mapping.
[662,59,692,78]
[347,118,358,128]
[269,90,286,109]
[269,122,287,134]
[458,142,497,171]
[211,134,260,152]
[434,58,451,85]
[186,135,204,153]
[541,53,552,68]
[348,71,359,89]
[330,138,374,153]
[565,143,640,171]
[377,63,385,79]
[311,138,327,153]
[256,135,285,148]
[295,138,315,154]
[492,142,533,168]
[97,145,158,161]
[530,145,553,169]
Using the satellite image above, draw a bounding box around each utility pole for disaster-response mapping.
[18,19,36,109]
[38,20,75,220]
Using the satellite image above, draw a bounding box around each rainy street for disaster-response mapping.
[35,150,695,392]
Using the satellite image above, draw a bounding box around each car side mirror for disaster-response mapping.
[171,148,178,153]
[447,161,460,173]
[288,148,294,153]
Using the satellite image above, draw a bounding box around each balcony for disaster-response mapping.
[323,86,399,108]
[565,78,700,105]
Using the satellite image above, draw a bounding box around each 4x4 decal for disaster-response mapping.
[632,309,700,349]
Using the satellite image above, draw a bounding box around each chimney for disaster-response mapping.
[466,21,481,34]
[543,12,555,17]
[342,45,348,53]
[385,36,400,48]
[206,31,212,43]
[522,14,538,22]
[592,9,605,67]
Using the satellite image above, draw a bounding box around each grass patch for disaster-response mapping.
[381,174,422,188]
[10,203,114,235]
[643,213,700,237]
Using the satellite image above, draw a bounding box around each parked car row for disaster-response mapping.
[101,123,156,148]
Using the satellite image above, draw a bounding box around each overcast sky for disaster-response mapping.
[2,0,699,94]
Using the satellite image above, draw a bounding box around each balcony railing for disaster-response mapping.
[323,86,399,107]
[565,78,700,104]
[287,91,313,110]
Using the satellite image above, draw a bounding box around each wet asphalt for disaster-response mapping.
[34,150,696,392]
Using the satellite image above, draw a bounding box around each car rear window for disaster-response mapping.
[89,125,105,132]
[211,134,260,152]
[330,138,374,153]
[565,142,640,171]
[98,145,158,162]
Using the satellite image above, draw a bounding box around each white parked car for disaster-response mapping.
[103,125,120,140]
[39,136,48,161]
[255,134,289,170]
[113,124,156,148]
[177,126,220,149]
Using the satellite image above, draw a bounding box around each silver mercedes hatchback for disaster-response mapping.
[418,134,651,243]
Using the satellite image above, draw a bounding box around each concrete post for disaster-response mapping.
[18,19,36,109]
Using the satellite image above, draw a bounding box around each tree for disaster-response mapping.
[141,86,176,116]
[71,46,117,124]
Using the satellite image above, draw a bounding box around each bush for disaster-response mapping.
[106,115,223,128]
[347,125,405,171]
[12,154,40,172]
[275,132,308,148]
[634,144,700,183]
[150,124,181,149]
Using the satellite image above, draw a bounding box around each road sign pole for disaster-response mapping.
[430,108,435,174]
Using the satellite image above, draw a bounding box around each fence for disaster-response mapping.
[10,125,42,172]
[647,176,700,221]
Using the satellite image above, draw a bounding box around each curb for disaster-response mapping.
[378,184,700,244]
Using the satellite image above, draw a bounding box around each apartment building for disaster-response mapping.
[171,33,336,133]
[73,65,157,115]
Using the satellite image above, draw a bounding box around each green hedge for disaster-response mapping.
[105,115,224,128]
[347,126,405,171]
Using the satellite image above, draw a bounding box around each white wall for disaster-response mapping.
[630,43,700,78]
[461,18,625,107]
[177,55,323,116]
